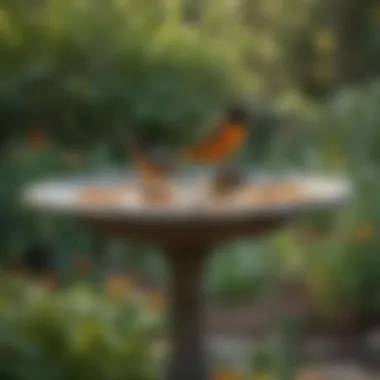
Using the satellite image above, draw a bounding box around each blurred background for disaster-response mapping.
[0,0,380,379]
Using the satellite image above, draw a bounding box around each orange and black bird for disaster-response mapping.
[130,105,250,187]
[183,105,250,194]
[183,105,249,164]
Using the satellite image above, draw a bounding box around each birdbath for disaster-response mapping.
[23,169,352,380]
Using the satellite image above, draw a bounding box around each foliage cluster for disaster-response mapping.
[0,277,161,380]
[0,0,250,149]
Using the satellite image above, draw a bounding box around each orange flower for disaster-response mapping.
[40,272,58,291]
[214,371,242,380]
[74,256,91,275]
[62,150,82,166]
[27,128,48,149]
[11,265,27,278]
[300,229,324,245]
[105,275,133,299]
[354,223,375,242]
[296,369,328,380]
[8,144,24,161]
[145,291,166,310]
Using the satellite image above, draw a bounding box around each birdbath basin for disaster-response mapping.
[23,169,352,380]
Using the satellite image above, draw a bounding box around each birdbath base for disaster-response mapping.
[83,214,289,380]
[165,244,211,380]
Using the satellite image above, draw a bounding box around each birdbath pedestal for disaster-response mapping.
[23,171,352,380]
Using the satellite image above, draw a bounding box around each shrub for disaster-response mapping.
[288,82,380,323]
[0,0,250,149]
[319,81,380,173]
[0,276,162,380]
[0,0,251,261]
[207,242,275,304]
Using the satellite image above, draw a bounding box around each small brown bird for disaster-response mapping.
[129,128,175,179]
[128,127,175,204]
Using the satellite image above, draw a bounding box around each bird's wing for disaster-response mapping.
[183,122,247,163]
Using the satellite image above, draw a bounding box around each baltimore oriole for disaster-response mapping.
[183,106,249,163]
[130,105,250,179]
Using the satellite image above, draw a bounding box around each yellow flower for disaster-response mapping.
[370,4,380,27]
[314,61,332,79]
[251,374,275,380]
[314,29,334,54]
[354,223,375,242]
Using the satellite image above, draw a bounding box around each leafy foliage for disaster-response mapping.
[301,82,380,320]
[1,0,380,329]
[0,0,250,149]
[208,241,275,303]
[0,277,161,380]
